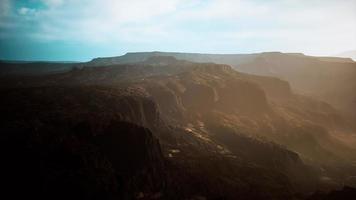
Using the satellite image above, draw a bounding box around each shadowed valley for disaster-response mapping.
[1,53,356,199]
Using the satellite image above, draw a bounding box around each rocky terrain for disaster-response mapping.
[88,52,356,122]
[1,55,356,199]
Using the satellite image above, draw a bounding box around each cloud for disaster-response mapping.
[13,0,185,42]
[1,0,356,57]
[18,7,37,16]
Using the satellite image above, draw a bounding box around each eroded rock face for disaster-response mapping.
[0,120,166,200]
[87,51,356,122]
[93,121,166,199]
[181,83,216,112]
[216,79,269,114]
[0,87,166,200]
[0,85,301,200]
[0,86,161,129]
[1,56,356,199]
[234,53,356,122]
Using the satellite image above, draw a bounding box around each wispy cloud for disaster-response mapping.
[0,0,356,60]
[18,7,37,16]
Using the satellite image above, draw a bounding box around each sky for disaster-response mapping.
[0,0,355,61]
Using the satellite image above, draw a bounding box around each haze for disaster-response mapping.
[2,1,356,199]
[0,0,356,61]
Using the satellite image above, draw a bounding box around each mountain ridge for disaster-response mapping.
[1,53,356,199]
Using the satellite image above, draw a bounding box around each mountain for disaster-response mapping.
[336,50,356,61]
[0,85,308,199]
[1,55,356,199]
[234,52,356,121]
[88,51,355,66]
[87,51,356,122]
[3,51,354,121]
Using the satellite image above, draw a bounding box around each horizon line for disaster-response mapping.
[1,50,355,63]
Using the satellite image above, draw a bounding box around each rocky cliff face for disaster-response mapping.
[1,56,356,199]
[0,86,160,128]
[234,53,356,120]
[1,118,165,200]
[0,85,306,199]
[86,52,356,122]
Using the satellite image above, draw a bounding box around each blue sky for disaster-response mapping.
[0,0,355,61]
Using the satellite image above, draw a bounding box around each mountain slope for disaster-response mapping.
[1,56,356,199]
[86,51,356,121]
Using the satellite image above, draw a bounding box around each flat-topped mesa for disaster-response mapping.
[142,55,234,74]
[144,56,181,65]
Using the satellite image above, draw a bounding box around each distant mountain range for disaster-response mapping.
[85,51,356,121]
[2,51,355,120]
[89,51,355,65]
[336,50,356,61]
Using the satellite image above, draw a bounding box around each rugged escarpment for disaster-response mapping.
[87,51,356,122]
[231,53,356,122]
[0,85,306,199]
[1,56,356,199]
[0,86,160,128]
[0,119,165,200]
[0,86,167,200]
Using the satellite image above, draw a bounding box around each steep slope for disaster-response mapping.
[4,51,355,121]
[234,53,356,120]
[125,58,356,187]
[87,52,356,121]
[2,56,356,199]
[0,85,309,199]
[0,99,165,200]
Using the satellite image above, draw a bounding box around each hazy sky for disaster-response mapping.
[0,0,355,61]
